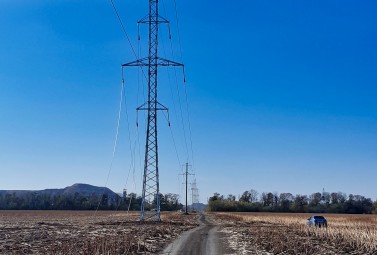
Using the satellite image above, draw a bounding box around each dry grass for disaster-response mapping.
[0,210,198,254]
[211,212,377,255]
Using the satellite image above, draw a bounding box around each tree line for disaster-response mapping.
[208,189,377,214]
[0,192,182,211]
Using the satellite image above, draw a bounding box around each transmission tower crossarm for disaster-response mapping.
[122,57,183,67]
[122,57,149,67]
[138,14,170,24]
[156,57,184,66]
[136,101,168,111]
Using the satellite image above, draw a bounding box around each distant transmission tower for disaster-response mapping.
[180,163,193,214]
[122,0,184,222]
[191,179,199,211]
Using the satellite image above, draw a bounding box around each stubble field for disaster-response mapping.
[211,212,377,255]
[0,210,198,255]
[2,210,376,255]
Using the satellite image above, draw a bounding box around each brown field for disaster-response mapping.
[0,210,198,255]
[2,211,376,255]
[210,212,377,255]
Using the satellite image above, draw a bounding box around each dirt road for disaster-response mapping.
[161,214,235,255]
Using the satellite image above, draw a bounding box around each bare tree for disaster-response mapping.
[250,189,259,203]
[240,191,251,203]
[227,194,236,201]
[309,192,322,206]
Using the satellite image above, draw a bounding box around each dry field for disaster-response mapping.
[210,212,377,255]
[0,210,198,255]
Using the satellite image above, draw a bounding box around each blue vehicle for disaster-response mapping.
[307,215,328,228]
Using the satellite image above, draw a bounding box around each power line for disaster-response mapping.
[109,0,148,80]
[184,84,196,173]
[172,0,196,172]
[159,1,184,173]
[121,68,138,200]
[160,0,192,172]
[162,0,195,187]
[109,0,138,60]
[169,0,196,171]
[173,0,184,63]
[164,0,190,162]
[93,70,125,214]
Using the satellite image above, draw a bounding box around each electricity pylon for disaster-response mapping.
[191,179,199,211]
[122,0,184,222]
[180,163,193,214]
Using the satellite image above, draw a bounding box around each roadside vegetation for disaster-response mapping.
[208,189,376,214]
[211,212,377,255]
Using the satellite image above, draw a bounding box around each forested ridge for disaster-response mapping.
[0,184,182,211]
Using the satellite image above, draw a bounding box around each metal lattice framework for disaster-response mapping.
[122,0,183,222]
[191,179,199,211]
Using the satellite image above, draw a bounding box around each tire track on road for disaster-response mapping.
[161,214,235,255]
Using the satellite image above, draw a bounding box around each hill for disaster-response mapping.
[0,183,120,210]
[189,203,207,212]
[0,183,118,199]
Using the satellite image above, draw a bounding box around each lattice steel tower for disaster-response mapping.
[191,179,199,210]
[122,0,183,222]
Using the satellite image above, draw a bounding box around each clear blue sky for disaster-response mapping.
[1,1,376,203]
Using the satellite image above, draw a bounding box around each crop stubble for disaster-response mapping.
[211,212,377,255]
[0,210,198,254]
